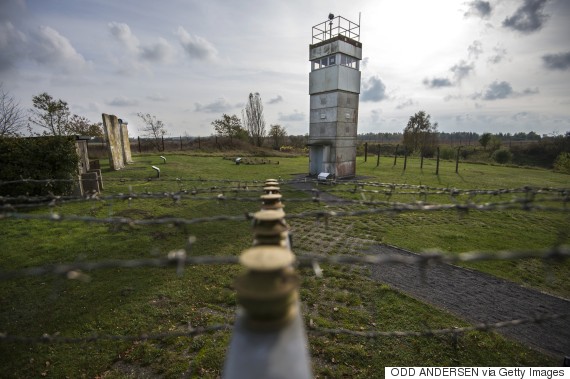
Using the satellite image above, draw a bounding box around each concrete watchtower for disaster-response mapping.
[308,14,362,178]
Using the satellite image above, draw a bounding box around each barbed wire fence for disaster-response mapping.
[1,176,569,374]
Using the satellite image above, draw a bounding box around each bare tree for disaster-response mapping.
[242,92,266,147]
[268,124,287,149]
[0,84,26,137]
[29,92,70,136]
[137,112,167,151]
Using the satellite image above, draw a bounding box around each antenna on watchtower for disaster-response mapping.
[328,13,334,39]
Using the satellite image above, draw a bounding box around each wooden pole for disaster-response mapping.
[364,142,368,162]
[138,136,141,153]
[403,147,408,171]
[436,147,440,175]
[376,145,380,167]
[393,144,399,166]
[455,146,461,173]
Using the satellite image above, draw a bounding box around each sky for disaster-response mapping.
[1,0,569,137]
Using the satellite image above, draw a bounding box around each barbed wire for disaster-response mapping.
[309,313,570,338]
[2,177,568,196]
[2,190,568,211]
[0,324,232,344]
[1,246,567,281]
[1,313,567,345]
[1,198,568,226]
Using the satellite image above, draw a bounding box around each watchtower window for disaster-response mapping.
[340,54,358,69]
[311,54,337,70]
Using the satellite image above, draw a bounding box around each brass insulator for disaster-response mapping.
[263,186,280,194]
[252,209,288,236]
[235,246,299,330]
[264,179,279,187]
[253,231,289,247]
[260,193,284,210]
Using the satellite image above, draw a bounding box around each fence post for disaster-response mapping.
[376,144,380,167]
[198,136,201,149]
[223,181,312,379]
[455,146,461,173]
[180,136,183,151]
[161,135,165,152]
[137,136,141,153]
[420,153,424,169]
[364,142,368,162]
[403,147,408,171]
[436,146,440,175]
[393,144,399,166]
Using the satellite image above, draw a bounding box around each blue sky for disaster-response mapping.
[1,0,569,137]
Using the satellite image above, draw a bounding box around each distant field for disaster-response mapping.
[1,154,568,378]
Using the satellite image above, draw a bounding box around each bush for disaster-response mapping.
[439,147,456,160]
[553,152,570,174]
[491,148,512,164]
[0,136,79,196]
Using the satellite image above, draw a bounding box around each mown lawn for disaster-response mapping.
[0,154,568,378]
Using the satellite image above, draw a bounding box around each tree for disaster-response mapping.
[0,83,26,137]
[479,133,492,150]
[67,115,103,137]
[268,124,287,149]
[137,112,167,151]
[29,92,70,136]
[211,114,243,144]
[242,92,266,147]
[402,110,438,155]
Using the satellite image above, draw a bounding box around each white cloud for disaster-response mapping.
[361,76,388,102]
[278,110,304,122]
[0,21,26,71]
[176,26,218,61]
[106,96,139,107]
[194,98,235,113]
[268,95,283,104]
[28,25,89,73]
[108,22,139,53]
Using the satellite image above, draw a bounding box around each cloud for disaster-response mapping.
[106,96,139,107]
[542,52,570,70]
[361,57,369,69]
[147,93,167,102]
[140,38,172,63]
[29,25,89,72]
[267,95,283,104]
[468,40,483,60]
[488,45,507,64]
[108,22,139,52]
[278,110,304,122]
[176,26,218,61]
[502,0,549,34]
[423,77,453,88]
[107,96,139,107]
[0,21,26,71]
[194,98,235,113]
[361,76,388,102]
[464,0,492,18]
[450,60,474,81]
[395,99,417,110]
[108,22,172,64]
[473,81,539,100]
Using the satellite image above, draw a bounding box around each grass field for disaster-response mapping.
[0,154,568,378]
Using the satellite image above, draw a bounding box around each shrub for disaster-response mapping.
[0,136,79,196]
[439,147,456,160]
[553,152,570,174]
[491,148,512,164]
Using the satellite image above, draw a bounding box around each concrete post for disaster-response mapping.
[223,181,312,379]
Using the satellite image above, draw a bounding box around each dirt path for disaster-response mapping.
[286,179,570,358]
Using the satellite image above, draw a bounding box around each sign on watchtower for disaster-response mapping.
[308,14,362,178]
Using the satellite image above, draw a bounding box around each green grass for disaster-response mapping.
[0,154,568,378]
